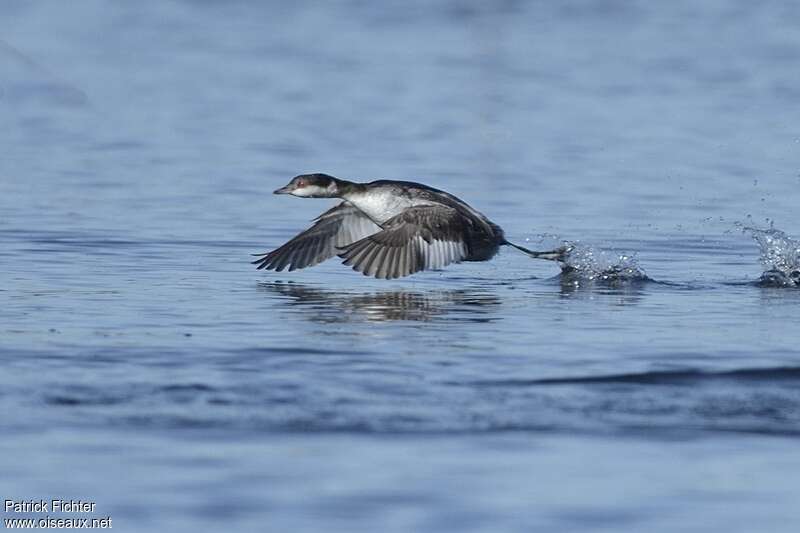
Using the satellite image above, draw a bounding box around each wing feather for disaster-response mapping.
[252,202,381,272]
[337,206,470,279]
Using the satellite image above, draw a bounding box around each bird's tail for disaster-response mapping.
[503,241,571,262]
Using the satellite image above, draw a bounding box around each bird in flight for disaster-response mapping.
[253,173,564,279]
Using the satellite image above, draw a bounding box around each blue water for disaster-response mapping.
[3,1,800,531]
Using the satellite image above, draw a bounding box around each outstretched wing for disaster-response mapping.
[253,202,381,271]
[337,206,470,279]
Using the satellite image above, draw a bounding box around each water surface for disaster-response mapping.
[2,1,800,531]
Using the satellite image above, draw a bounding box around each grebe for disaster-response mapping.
[252,173,563,279]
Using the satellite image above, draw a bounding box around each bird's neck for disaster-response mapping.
[335,179,367,197]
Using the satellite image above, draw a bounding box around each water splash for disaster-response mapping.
[560,242,649,284]
[526,236,649,283]
[742,224,800,287]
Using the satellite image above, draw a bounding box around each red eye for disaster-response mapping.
[297,178,306,187]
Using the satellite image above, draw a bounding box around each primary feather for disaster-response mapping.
[252,202,380,271]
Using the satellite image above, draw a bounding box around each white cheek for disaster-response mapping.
[291,186,322,197]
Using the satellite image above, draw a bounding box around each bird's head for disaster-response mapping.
[274,173,341,198]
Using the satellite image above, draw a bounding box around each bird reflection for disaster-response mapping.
[258,281,502,323]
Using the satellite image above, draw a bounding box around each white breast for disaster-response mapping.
[345,190,422,224]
